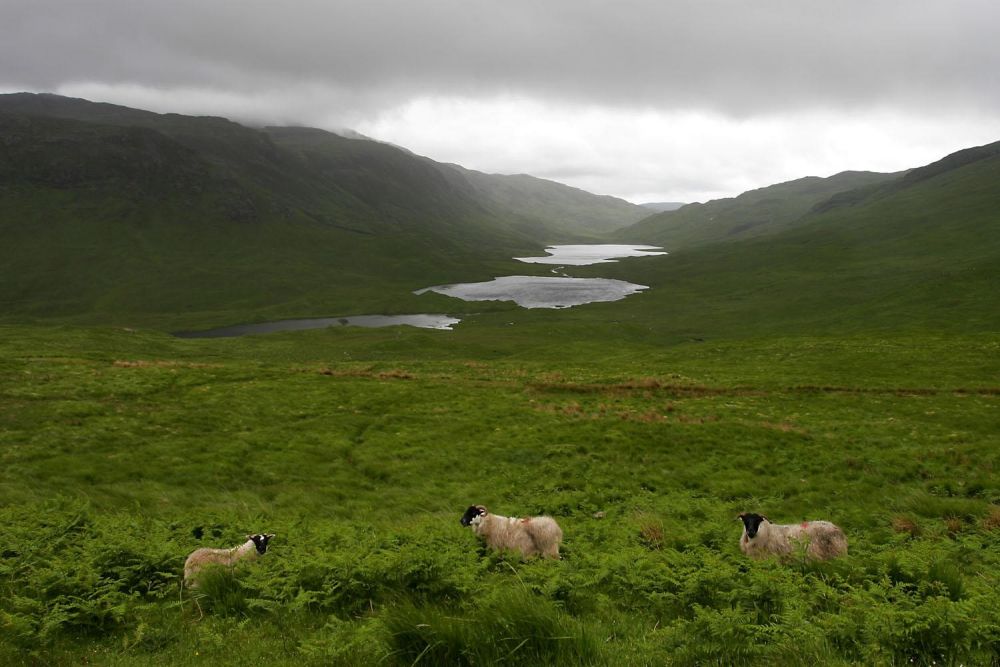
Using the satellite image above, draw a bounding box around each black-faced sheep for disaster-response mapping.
[183,533,275,587]
[738,513,847,561]
[460,505,562,559]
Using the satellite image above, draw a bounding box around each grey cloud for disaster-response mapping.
[3,0,999,121]
[4,0,999,202]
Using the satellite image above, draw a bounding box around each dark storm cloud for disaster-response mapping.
[3,0,999,118]
[4,0,999,201]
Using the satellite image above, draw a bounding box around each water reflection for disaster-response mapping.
[174,314,461,338]
[515,244,666,266]
[415,276,648,309]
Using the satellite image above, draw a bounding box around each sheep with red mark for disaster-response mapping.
[460,505,562,559]
[737,513,847,561]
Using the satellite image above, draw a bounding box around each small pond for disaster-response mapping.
[515,244,667,266]
[414,276,649,309]
[171,244,666,337]
[174,314,461,338]
[415,243,664,309]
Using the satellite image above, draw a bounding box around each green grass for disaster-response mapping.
[0,93,651,328]
[0,184,545,329]
[2,98,1000,665]
[618,170,897,249]
[1,325,999,665]
[594,144,1000,339]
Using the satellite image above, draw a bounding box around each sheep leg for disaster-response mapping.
[179,578,205,621]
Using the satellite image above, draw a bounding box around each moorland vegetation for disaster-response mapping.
[1,95,999,665]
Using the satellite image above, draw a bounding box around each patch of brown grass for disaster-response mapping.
[531,400,721,424]
[944,517,964,536]
[316,366,414,380]
[113,360,217,369]
[376,369,414,380]
[982,507,1000,531]
[526,379,754,398]
[760,421,808,435]
[637,516,665,550]
[891,516,922,537]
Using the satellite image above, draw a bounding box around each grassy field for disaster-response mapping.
[2,100,999,664]
[2,324,999,665]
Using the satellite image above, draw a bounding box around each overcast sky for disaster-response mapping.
[3,0,999,203]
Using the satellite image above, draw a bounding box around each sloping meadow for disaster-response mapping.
[1,327,999,665]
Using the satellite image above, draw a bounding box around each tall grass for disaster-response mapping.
[1,326,999,664]
[384,590,604,665]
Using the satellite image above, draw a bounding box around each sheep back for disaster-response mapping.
[795,521,848,560]
[740,516,847,561]
[522,516,563,558]
[183,534,272,587]
[183,546,239,586]
[474,514,563,559]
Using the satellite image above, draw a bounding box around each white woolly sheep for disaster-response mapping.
[737,513,847,561]
[183,533,275,588]
[460,505,563,559]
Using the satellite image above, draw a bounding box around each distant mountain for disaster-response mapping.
[0,93,646,325]
[811,141,1000,215]
[599,139,1000,335]
[262,124,647,237]
[0,93,645,235]
[435,166,648,236]
[618,171,898,250]
[5,92,997,335]
[639,202,685,213]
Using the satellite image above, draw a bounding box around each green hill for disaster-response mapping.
[2,99,1000,665]
[435,165,649,236]
[618,170,898,250]
[0,93,644,327]
[2,92,997,340]
[590,140,1000,338]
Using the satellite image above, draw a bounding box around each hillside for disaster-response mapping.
[618,170,898,250]
[436,165,649,236]
[1,324,998,665]
[0,93,643,326]
[2,102,1000,666]
[587,139,1000,337]
[2,93,998,340]
[639,201,685,212]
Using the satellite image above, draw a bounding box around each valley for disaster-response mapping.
[1,95,999,665]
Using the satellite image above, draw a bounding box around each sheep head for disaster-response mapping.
[460,505,488,528]
[737,513,768,539]
[247,533,275,555]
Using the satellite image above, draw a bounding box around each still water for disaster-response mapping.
[515,244,666,265]
[414,276,648,309]
[172,244,665,336]
[415,243,663,308]
[174,314,461,338]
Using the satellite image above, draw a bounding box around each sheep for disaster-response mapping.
[183,533,275,588]
[460,505,562,559]
[737,513,847,561]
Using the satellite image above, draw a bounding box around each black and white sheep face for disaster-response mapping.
[738,513,767,539]
[248,533,275,555]
[460,505,487,528]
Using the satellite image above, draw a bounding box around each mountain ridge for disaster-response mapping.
[616,170,901,249]
[3,92,998,337]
